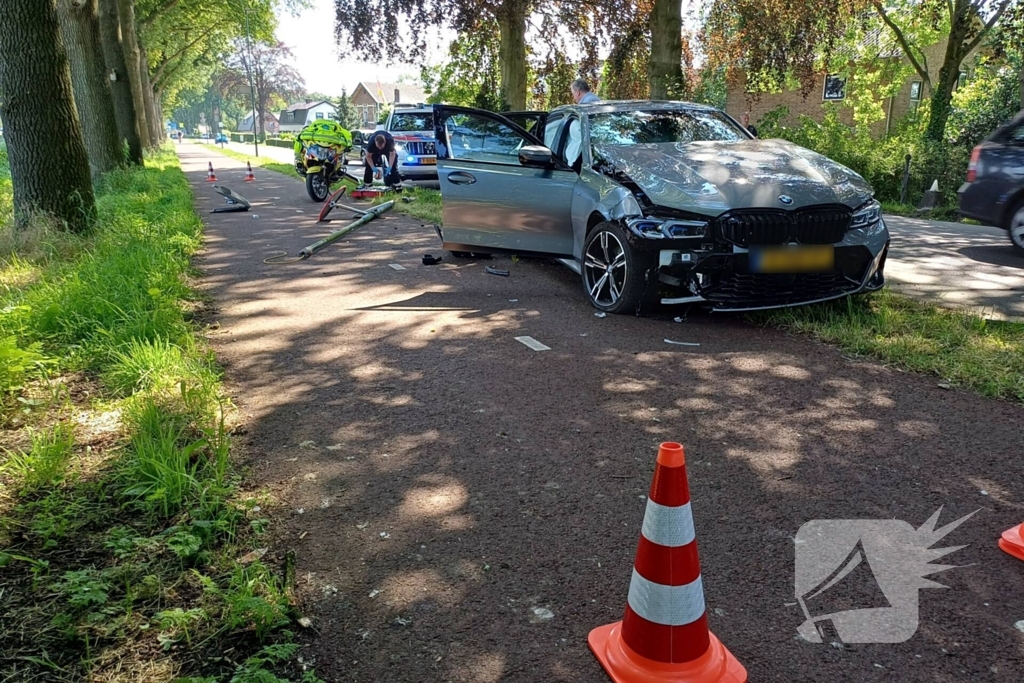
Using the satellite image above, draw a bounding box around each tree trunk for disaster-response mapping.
[56,0,123,179]
[0,0,96,232]
[497,0,528,110]
[97,0,143,164]
[649,0,683,99]
[139,45,162,144]
[117,0,149,148]
[1019,60,1023,111]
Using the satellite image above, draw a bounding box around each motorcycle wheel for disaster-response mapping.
[306,172,330,202]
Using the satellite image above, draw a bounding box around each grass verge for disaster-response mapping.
[373,187,442,225]
[0,149,320,682]
[753,289,1024,403]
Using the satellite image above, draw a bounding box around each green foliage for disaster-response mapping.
[201,563,292,641]
[2,423,75,492]
[52,568,111,611]
[423,22,505,110]
[0,332,48,406]
[947,54,1023,147]
[104,337,213,397]
[335,89,362,130]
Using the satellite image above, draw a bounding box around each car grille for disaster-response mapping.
[404,141,436,156]
[717,206,852,247]
[698,246,873,309]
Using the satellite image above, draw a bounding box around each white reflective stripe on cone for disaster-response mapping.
[626,569,706,626]
[641,499,695,548]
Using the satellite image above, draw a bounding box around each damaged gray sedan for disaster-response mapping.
[432,101,890,314]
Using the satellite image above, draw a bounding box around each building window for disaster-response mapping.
[316,112,324,120]
[956,71,968,90]
[823,74,846,101]
[910,81,922,101]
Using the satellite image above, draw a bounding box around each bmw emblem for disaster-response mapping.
[778,195,793,205]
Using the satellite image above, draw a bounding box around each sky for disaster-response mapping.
[275,0,455,97]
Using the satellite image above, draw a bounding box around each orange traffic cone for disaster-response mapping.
[244,161,256,182]
[206,162,217,182]
[588,442,747,683]
[999,522,1024,561]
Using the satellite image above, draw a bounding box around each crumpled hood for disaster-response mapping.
[597,139,873,214]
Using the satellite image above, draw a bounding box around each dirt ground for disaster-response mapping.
[179,143,1024,682]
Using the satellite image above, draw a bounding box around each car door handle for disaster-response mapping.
[447,171,476,185]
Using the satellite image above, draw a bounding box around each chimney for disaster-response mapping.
[394,88,400,104]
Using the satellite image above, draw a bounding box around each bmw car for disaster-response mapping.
[432,101,890,314]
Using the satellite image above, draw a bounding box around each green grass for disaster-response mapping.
[754,289,1024,403]
[880,201,966,223]
[0,149,320,682]
[375,186,442,224]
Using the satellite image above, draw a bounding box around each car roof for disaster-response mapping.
[548,99,722,117]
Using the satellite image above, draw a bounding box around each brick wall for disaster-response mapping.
[725,40,958,137]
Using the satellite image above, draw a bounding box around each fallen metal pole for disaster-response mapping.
[265,201,394,264]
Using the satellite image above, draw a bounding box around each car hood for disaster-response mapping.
[597,139,873,214]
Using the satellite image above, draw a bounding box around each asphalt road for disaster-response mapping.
[180,141,1024,682]
[884,215,1024,321]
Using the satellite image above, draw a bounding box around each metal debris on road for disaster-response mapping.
[515,336,551,351]
[664,338,700,347]
[388,263,406,271]
[368,589,381,598]
[485,266,510,276]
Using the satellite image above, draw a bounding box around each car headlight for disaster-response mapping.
[850,199,882,229]
[610,193,643,219]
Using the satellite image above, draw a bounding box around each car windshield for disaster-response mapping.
[390,113,432,132]
[588,109,747,147]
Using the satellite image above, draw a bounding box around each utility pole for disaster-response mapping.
[243,5,259,157]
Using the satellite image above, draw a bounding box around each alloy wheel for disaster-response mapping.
[584,229,628,307]
[1011,207,1024,250]
[312,174,328,201]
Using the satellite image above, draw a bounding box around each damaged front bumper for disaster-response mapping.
[644,220,890,312]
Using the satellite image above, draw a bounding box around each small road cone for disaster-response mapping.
[588,442,747,683]
[206,162,217,182]
[999,522,1024,561]
[244,161,256,182]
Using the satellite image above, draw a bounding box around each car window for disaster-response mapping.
[444,113,527,164]
[543,116,564,150]
[588,109,747,147]
[390,113,433,132]
[1008,124,1024,145]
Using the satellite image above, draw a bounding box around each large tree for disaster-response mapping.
[0,0,96,232]
[57,0,124,178]
[98,0,145,163]
[705,0,1017,141]
[649,0,683,98]
[117,0,151,148]
[334,0,607,110]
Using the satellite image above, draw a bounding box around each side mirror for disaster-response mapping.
[519,145,555,168]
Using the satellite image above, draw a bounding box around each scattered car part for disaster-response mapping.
[485,266,510,276]
[211,185,251,213]
[422,254,442,265]
[264,201,394,264]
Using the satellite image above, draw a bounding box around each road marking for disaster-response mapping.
[515,336,550,352]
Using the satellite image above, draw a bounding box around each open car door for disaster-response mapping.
[432,105,576,258]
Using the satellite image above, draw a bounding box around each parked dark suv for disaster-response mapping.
[958,109,1024,254]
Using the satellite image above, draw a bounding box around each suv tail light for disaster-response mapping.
[966,145,982,182]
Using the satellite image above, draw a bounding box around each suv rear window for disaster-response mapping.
[390,113,432,132]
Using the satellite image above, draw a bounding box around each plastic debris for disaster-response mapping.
[664,339,700,347]
[1015,620,1024,632]
[485,266,510,276]
[394,616,412,626]
[530,607,555,623]
[388,263,406,271]
[379,531,390,539]
[368,589,381,598]
[252,214,260,219]
[674,317,684,323]
[356,521,370,529]
[981,490,989,496]
[238,548,268,564]
[508,299,518,303]
[298,617,313,628]
[515,336,551,351]
[594,311,607,318]
[326,444,343,451]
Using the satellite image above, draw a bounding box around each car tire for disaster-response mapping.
[582,221,656,315]
[1007,199,1024,256]
[306,173,330,202]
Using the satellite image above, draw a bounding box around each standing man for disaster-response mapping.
[363,129,400,187]
[570,79,601,104]
[741,113,758,138]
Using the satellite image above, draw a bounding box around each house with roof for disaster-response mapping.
[237,109,280,135]
[350,82,428,127]
[278,100,339,133]
[724,21,980,137]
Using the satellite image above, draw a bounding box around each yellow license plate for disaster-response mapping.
[751,245,834,273]
[421,157,437,165]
